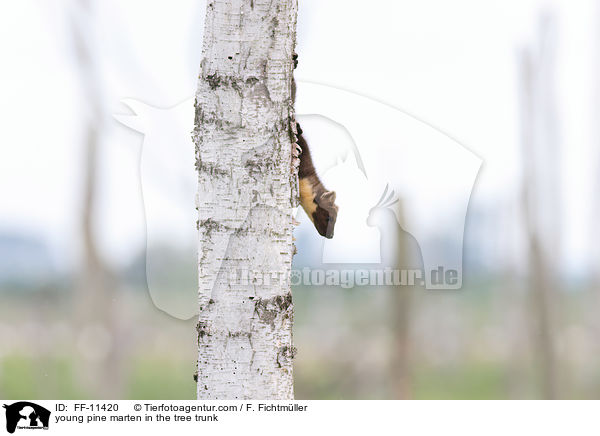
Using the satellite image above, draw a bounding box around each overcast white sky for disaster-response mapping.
[0,0,597,277]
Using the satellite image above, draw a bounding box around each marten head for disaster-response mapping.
[313,191,338,238]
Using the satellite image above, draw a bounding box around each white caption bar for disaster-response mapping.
[0,400,598,436]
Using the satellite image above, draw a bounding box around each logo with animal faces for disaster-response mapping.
[115,80,482,319]
[3,402,50,434]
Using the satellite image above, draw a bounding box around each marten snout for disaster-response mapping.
[313,191,338,239]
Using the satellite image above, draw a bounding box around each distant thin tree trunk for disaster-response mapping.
[194,0,299,399]
[70,0,122,398]
[390,199,414,399]
[390,290,412,399]
[517,12,561,399]
[591,1,600,396]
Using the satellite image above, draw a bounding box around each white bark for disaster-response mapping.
[193,0,298,399]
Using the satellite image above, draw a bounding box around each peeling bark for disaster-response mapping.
[193,0,299,399]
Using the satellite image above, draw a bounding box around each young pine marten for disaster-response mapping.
[296,122,338,238]
[292,55,338,238]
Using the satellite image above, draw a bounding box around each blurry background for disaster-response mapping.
[1,0,599,399]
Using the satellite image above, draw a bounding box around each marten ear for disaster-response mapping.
[321,191,336,204]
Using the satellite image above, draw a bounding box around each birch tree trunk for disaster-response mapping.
[193,0,299,399]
